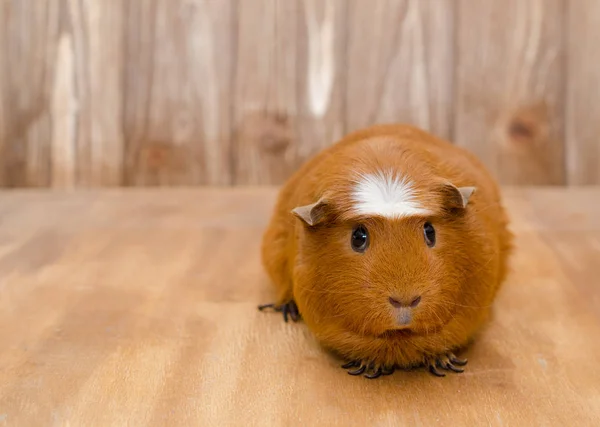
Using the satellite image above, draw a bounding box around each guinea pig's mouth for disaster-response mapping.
[379,328,415,339]
[378,321,448,338]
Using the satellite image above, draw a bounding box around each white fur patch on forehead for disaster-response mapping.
[351,170,430,218]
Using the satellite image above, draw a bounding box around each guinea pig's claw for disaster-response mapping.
[427,353,468,377]
[257,300,300,323]
[283,300,300,322]
[444,363,465,373]
[448,352,468,366]
[381,366,396,376]
[438,357,465,373]
[342,361,395,378]
[347,364,367,376]
[428,363,446,377]
[341,361,360,369]
[364,366,383,379]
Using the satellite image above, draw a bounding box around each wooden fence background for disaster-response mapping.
[0,0,598,188]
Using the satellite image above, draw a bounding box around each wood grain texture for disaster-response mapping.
[0,187,600,425]
[69,0,125,187]
[3,1,600,187]
[345,0,454,140]
[0,0,59,187]
[0,0,126,188]
[566,0,600,185]
[455,0,566,185]
[232,0,300,185]
[233,0,346,185]
[123,0,234,186]
[295,0,346,166]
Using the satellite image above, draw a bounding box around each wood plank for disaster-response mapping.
[0,0,8,186]
[232,0,300,185]
[67,0,125,187]
[0,0,125,188]
[0,0,60,187]
[566,0,600,185]
[295,0,346,168]
[123,0,234,186]
[232,0,346,185]
[345,0,454,140]
[455,0,565,185]
[50,22,78,189]
[0,187,600,425]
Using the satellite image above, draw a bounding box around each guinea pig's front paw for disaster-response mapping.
[257,300,300,323]
[341,360,396,379]
[426,352,468,377]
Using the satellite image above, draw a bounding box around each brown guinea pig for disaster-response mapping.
[258,124,513,379]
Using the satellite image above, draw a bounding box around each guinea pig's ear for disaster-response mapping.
[439,183,476,211]
[291,197,328,226]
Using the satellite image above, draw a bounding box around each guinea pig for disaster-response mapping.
[258,124,512,379]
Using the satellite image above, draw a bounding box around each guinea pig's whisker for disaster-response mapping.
[293,282,368,296]
[463,254,497,281]
[320,312,349,320]
[432,310,444,326]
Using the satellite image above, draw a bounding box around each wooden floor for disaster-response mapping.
[0,187,599,426]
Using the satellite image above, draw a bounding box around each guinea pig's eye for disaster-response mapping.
[423,222,436,248]
[350,225,369,253]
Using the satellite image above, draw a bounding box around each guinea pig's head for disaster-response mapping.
[291,168,478,340]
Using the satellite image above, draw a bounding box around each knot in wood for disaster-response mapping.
[504,104,548,149]
[241,113,293,154]
[141,143,172,170]
[260,114,292,154]
[508,120,535,140]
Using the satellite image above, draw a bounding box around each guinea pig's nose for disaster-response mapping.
[389,296,421,308]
